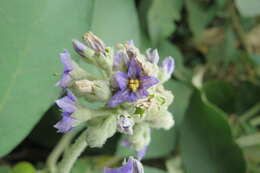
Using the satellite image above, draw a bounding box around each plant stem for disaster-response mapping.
[47,127,83,173]
[57,129,88,173]
[239,102,260,122]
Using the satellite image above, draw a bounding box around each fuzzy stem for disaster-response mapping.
[57,129,88,173]
[47,127,83,173]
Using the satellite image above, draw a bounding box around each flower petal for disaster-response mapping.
[56,94,76,113]
[104,158,133,173]
[128,58,141,78]
[107,89,131,107]
[60,50,73,72]
[55,72,71,88]
[139,76,159,89]
[135,89,148,100]
[129,92,138,102]
[114,71,129,90]
[54,112,75,133]
[132,158,144,173]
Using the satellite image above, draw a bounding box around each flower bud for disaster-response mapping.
[128,123,151,150]
[146,48,159,64]
[117,114,134,135]
[147,110,175,130]
[86,115,117,148]
[83,32,106,54]
[158,57,175,82]
[74,80,111,102]
[72,40,95,60]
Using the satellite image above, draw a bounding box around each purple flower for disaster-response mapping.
[161,57,175,75]
[113,51,129,70]
[108,58,159,107]
[146,48,159,64]
[72,40,87,57]
[54,90,77,133]
[117,115,134,135]
[104,157,144,173]
[56,50,73,88]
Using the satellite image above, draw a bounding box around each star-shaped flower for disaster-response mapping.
[107,58,159,107]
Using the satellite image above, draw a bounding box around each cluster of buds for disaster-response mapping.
[54,32,175,171]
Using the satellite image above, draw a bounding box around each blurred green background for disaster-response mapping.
[0,0,260,172]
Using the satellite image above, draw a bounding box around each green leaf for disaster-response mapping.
[0,165,12,173]
[144,166,167,173]
[147,0,183,45]
[185,0,216,41]
[0,0,94,157]
[12,162,36,173]
[203,80,237,114]
[235,0,260,17]
[0,0,141,157]
[180,90,246,173]
[91,0,141,46]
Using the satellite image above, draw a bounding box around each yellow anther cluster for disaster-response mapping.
[128,79,140,92]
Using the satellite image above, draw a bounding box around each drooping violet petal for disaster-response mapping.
[107,89,131,107]
[129,92,138,102]
[60,50,73,72]
[139,76,159,89]
[67,90,77,102]
[55,94,76,114]
[127,58,142,78]
[146,48,159,64]
[114,71,129,90]
[104,158,133,173]
[113,51,130,69]
[132,158,144,173]
[117,115,134,135]
[55,72,71,88]
[72,40,87,57]
[161,57,175,75]
[54,112,75,133]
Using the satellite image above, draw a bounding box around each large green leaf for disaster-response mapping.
[235,0,260,17]
[0,0,94,157]
[146,0,183,45]
[0,0,141,157]
[180,90,246,173]
[90,0,141,46]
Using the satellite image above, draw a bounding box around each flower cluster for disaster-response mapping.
[54,32,175,171]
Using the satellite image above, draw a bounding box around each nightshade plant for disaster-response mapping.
[47,32,175,173]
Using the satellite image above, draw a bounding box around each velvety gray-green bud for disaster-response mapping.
[86,115,117,148]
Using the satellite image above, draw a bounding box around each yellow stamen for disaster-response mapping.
[128,79,140,92]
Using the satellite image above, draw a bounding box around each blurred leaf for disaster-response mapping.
[0,0,94,157]
[91,0,141,46]
[185,0,216,41]
[180,90,246,173]
[0,165,12,173]
[0,0,141,157]
[12,162,36,173]
[235,82,260,115]
[235,0,260,17]
[144,166,167,173]
[158,41,192,82]
[203,80,237,114]
[146,0,183,45]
